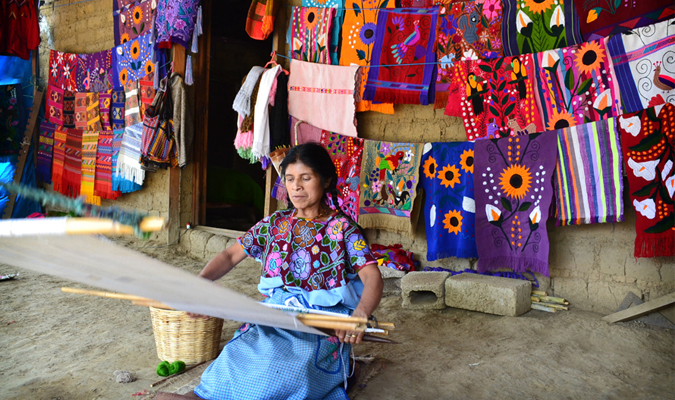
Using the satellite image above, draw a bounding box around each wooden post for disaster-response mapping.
[166,45,187,243]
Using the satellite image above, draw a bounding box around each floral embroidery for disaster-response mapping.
[287,6,334,64]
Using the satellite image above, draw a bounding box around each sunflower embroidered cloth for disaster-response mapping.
[608,18,675,115]
[112,32,155,89]
[474,131,558,276]
[320,131,365,222]
[114,0,156,46]
[287,6,335,64]
[435,0,505,110]
[445,54,543,141]
[76,50,113,92]
[339,0,395,114]
[502,0,582,56]
[155,0,201,50]
[420,142,478,260]
[574,0,675,42]
[553,118,624,226]
[619,103,675,258]
[534,39,622,131]
[48,50,78,92]
[363,8,439,105]
[358,140,423,236]
[37,122,56,184]
[303,0,343,65]
[287,59,359,137]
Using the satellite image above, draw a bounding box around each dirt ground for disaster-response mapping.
[1,237,673,400]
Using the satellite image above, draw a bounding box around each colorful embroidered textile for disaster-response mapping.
[370,243,419,272]
[112,129,142,192]
[118,123,145,186]
[0,85,23,156]
[113,0,138,11]
[339,0,394,114]
[320,131,364,222]
[94,130,120,200]
[114,0,156,45]
[124,80,142,126]
[445,54,543,141]
[420,141,478,260]
[52,128,67,192]
[0,0,40,60]
[62,128,83,197]
[291,116,323,145]
[37,122,56,184]
[47,85,64,126]
[76,50,113,93]
[618,104,675,258]
[74,92,88,131]
[574,0,675,42]
[246,0,280,40]
[63,90,76,129]
[99,91,112,130]
[302,0,343,65]
[534,40,622,131]
[435,0,505,109]
[359,140,423,235]
[155,0,201,50]
[48,50,78,92]
[74,92,102,131]
[474,131,558,276]
[80,131,101,205]
[111,89,126,129]
[286,6,335,64]
[288,60,359,137]
[139,74,156,118]
[502,0,582,56]
[553,118,623,226]
[364,8,439,105]
[608,18,675,114]
[112,33,155,89]
[141,116,178,169]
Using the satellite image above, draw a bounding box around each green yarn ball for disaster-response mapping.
[156,361,171,377]
[169,360,186,375]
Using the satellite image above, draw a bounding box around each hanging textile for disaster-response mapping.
[302,0,344,65]
[171,73,194,168]
[534,40,622,131]
[47,85,64,126]
[420,141,478,260]
[140,83,178,170]
[76,50,114,93]
[233,66,265,117]
[0,85,25,156]
[474,131,558,276]
[370,243,419,272]
[269,72,290,152]
[608,18,675,115]
[118,123,146,186]
[113,0,138,11]
[139,74,156,118]
[287,60,359,137]
[52,128,68,193]
[246,0,280,40]
[252,66,281,162]
[154,0,201,50]
[240,74,263,134]
[290,116,323,146]
[111,128,142,193]
[502,0,582,56]
[358,140,423,235]
[112,33,155,89]
[286,6,335,64]
[111,89,126,129]
[364,8,439,106]
[114,0,156,45]
[94,130,120,200]
[320,131,365,222]
[445,54,543,141]
[553,118,624,226]
[80,130,101,205]
[435,0,505,110]
[0,0,40,60]
[99,91,112,130]
[574,0,675,42]
[75,92,102,131]
[63,90,76,129]
[37,122,56,184]
[124,80,142,126]
[48,51,79,92]
[62,128,83,197]
[339,0,394,114]
[618,103,675,258]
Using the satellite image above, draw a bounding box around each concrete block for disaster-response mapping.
[445,274,531,317]
[401,272,449,310]
[378,265,406,297]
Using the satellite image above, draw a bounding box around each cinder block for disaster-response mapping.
[378,265,406,297]
[401,272,449,310]
[445,274,531,316]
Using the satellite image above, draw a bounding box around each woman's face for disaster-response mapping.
[284,162,328,211]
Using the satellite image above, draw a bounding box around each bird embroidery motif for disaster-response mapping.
[653,62,675,92]
[391,20,420,64]
[507,57,528,100]
[466,73,487,116]
[377,151,405,181]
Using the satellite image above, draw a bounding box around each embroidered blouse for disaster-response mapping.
[238,209,377,309]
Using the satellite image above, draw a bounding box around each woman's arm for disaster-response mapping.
[198,243,248,281]
[337,263,383,344]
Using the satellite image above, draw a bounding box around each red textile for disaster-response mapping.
[0,0,40,60]
[62,128,83,198]
[370,244,419,272]
[245,0,279,40]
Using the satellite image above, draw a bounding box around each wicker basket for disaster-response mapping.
[149,306,224,364]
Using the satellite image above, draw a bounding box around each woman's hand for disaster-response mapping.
[336,263,384,345]
[336,309,368,344]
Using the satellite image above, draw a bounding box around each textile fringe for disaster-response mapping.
[118,162,145,186]
[427,248,479,261]
[557,213,625,227]
[477,256,550,277]
[634,235,675,258]
[364,87,429,106]
[234,131,254,150]
[433,91,449,110]
[358,213,416,237]
[185,56,194,86]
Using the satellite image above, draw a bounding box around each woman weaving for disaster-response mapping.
[159,143,383,399]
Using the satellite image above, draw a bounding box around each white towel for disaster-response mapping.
[251,65,281,162]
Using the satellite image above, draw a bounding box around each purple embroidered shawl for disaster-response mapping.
[155,0,200,50]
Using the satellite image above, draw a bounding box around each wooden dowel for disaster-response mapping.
[132,300,174,309]
[531,303,557,313]
[299,319,365,331]
[531,296,541,302]
[64,217,166,235]
[539,302,568,311]
[62,287,150,301]
[150,361,207,387]
[532,294,568,305]
[372,322,395,330]
[295,313,368,324]
[532,290,548,296]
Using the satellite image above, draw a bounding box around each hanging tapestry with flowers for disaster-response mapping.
[48,50,78,92]
[474,131,558,276]
[339,0,395,114]
[113,0,138,11]
[618,103,675,258]
[112,32,155,89]
[574,0,675,42]
[287,6,335,64]
[303,0,344,65]
[363,8,439,105]
[553,118,624,226]
[155,0,201,50]
[420,142,478,260]
[608,18,675,115]
[76,50,113,93]
[502,0,582,56]
[320,131,365,222]
[358,140,423,235]
[114,0,156,46]
[0,85,24,156]
[534,40,622,131]
[445,54,543,141]
[435,0,504,109]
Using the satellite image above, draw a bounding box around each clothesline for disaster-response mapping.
[275,52,447,68]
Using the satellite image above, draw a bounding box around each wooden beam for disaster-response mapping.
[603,292,675,324]
[166,45,187,244]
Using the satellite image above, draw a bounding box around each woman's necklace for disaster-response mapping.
[294,207,326,221]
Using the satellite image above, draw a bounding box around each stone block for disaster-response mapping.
[378,265,406,297]
[401,272,449,310]
[445,274,531,317]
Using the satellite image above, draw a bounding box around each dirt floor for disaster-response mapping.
[1,237,673,400]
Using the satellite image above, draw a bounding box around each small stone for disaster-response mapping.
[113,370,135,383]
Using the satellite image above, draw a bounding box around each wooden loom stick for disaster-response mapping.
[62,287,150,300]
[132,300,174,309]
[295,313,368,324]
[531,303,557,313]
[64,217,166,235]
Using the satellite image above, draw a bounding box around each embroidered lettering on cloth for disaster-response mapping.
[80,131,101,205]
[320,131,365,222]
[94,130,120,200]
[112,33,155,89]
[364,8,439,105]
[618,103,675,258]
[474,131,558,276]
[118,123,146,186]
[502,0,582,56]
[420,142,478,260]
[286,6,335,64]
[358,140,423,236]
[288,60,359,137]
[534,39,622,131]
[246,0,280,40]
[114,0,156,45]
[63,90,76,128]
[608,19,675,115]
[47,85,64,126]
[111,89,126,129]
[76,50,113,92]
[0,85,24,156]
[154,0,201,50]
[0,0,40,60]
[435,0,504,109]
[574,0,675,42]
[124,80,142,126]
[62,128,83,198]
[112,129,142,193]
[37,122,56,184]
[48,50,78,92]
[445,54,543,141]
[52,127,68,193]
[339,0,395,114]
[553,118,623,226]
[99,91,112,130]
